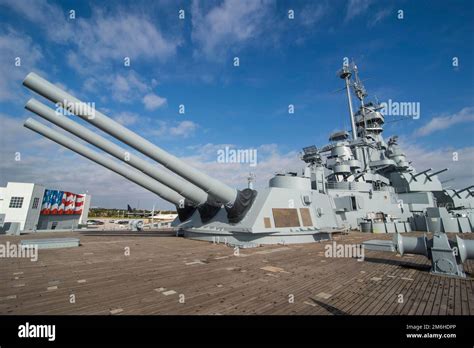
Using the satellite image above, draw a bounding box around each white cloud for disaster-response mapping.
[108,72,148,102]
[113,112,139,126]
[0,29,43,102]
[0,0,72,43]
[82,71,155,104]
[344,0,392,27]
[345,0,373,22]
[300,3,328,27]
[399,137,474,189]
[169,121,198,137]
[74,9,179,63]
[1,1,179,63]
[414,107,474,137]
[191,0,273,58]
[143,93,167,110]
[66,51,91,76]
[1,1,176,107]
[0,113,44,152]
[370,8,391,27]
[151,120,199,138]
[82,76,100,93]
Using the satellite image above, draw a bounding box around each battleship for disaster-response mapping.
[20,63,473,247]
[0,0,472,343]
[18,62,474,280]
[0,63,472,320]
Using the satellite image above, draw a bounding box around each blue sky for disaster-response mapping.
[0,0,473,209]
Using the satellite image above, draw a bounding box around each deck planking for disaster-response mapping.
[0,231,473,315]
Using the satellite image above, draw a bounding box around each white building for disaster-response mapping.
[0,182,91,232]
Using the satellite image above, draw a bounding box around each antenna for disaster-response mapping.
[352,63,368,101]
[374,95,380,106]
[247,172,256,190]
[351,62,368,133]
[338,62,357,140]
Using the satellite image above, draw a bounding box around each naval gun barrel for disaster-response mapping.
[24,118,185,207]
[354,172,366,180]
[23,73,238,206]
[25,98,208,206]
[411,168,432,181]
[456,185,474,194]
[452,185,474,199]
[426,168,448,181]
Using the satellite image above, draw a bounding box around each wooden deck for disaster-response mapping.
[0,231,473,315]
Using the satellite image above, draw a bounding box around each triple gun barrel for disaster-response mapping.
[22,73,256,223]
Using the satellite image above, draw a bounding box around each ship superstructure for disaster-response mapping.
[20,64,473,248]
[315,62,473,234]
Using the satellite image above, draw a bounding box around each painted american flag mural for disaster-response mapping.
[40,189,84,215]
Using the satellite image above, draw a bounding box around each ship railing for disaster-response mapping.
[326,181,394,192]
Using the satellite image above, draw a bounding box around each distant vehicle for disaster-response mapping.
[87,219,104,226]
[109,220,115,223]
[126,204,178,222]
[115,220,129,225]
[125,204,154,217]
[152,212,178,222]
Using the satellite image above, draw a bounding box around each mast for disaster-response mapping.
[352,63,368,133]
[339,64,357,140]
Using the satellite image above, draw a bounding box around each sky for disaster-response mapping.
[0,0,473,210]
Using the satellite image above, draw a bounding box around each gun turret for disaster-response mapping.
[23,72,238,206]
[25,98,208,206]
[426,168,448,181]
[452,185,474,198]
[24,118,187,209]
[410,168,432,182]
[23,73,257,223]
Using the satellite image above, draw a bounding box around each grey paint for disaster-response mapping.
[24,118,184,205]
[20,238,80,249]
[37,214,80,230]
[23,73,237,205]
[25,98,208,205]
[20,63,473,246]
[364,231,474,278]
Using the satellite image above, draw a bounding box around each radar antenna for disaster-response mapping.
[338,62,357,140]
[352,63,368,133]
[247,172,256,190]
